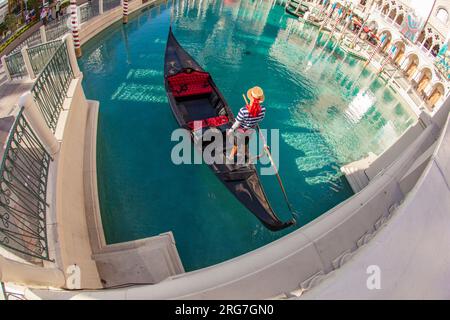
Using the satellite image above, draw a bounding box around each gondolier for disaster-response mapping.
[227,86,266,160]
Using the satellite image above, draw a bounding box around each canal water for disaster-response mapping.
[79,0,416,271]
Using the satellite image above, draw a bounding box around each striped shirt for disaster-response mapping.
[236,105,266,129]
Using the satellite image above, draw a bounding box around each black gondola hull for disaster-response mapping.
[164,28,294,231]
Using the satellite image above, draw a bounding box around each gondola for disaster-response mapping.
[164,28,295,231]
[285,0,309,18]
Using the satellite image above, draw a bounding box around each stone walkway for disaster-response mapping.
[0,66,34,118]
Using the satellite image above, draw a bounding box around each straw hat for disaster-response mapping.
[247,86,265,103]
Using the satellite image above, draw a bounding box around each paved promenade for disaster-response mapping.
[0,66,34,118]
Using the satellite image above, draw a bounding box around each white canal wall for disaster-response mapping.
[28,97,450,299]
[301,111,450,299]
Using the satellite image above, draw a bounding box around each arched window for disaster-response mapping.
[395,13,404,25]
[436,8,449,24]
[431,44,440,57]
[375,0,382,10]
[388,8,397,20]
[423,37,433,50]
[382,4,389,15]
[416,30,425,44]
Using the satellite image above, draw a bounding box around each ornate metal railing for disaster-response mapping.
[4,51,27,79]
[31,41,74,132]
[10,29,43,55]
[104,0,122,12]
[80,3,93,23]
[45,15,70,42]
[80,1,101,24]
[0,108,52,262]
[0,282,26,300]
[0,282,5,300]
[27,40,63,75]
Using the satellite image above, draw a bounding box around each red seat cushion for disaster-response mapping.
[187,115,229,130]
[168,71,213,97]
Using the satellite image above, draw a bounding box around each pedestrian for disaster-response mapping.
[40,7,48,25]
[56,0,61,20]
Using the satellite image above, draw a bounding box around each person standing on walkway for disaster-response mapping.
[56,0,61,20]
[40,7,48,25]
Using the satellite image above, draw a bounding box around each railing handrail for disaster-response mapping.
[0,107,52,262]
[27,39,62,52]
[9,28,43,55]
[31,41,73,90]
[0,282,26,300]
[5,50,23,60]
[3,50,27,79]
[31,41,74,132]
[27,39,64,76]
[4,39,61,60]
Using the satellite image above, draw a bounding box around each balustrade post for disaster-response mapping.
[39,25,47,43]
[123,0,129,24]
[99,0,104,15]
[1,56,12,81]
[21,46,36,80]
[63,34,82,78]
[70,0,82,57]
[0,255,65,288]
[19,92,60,155]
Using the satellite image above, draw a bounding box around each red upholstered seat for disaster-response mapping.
[187,115,229,131]
[168,71,213,98]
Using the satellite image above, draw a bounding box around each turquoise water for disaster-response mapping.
[79,0,416,271]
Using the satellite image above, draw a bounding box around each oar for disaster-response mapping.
[242,94,299,220]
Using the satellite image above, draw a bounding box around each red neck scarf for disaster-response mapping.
[247,99,262,117]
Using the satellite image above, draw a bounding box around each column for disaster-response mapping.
[70,0,82,57]
[63,34,82,78]
[19,92,60,156]
[21,46,36,80]
[123,0,129,24]
[99,0,104,15]
[39,25,47,43]
[1,56,12,81]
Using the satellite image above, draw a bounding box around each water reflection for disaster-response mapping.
[79,0,417,271]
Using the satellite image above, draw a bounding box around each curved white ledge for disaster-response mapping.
[301,111,450,299]
[29,99,450,299]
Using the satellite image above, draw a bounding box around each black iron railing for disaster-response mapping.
[27,40,63,76]
[4,51,27,79]
[10,29,43,55]
[31,41,74,132]
[80,1,101,24]
[104,0,122,12]
[45,14,71,41]
[0,282,27,300]
[0,108,52,262]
